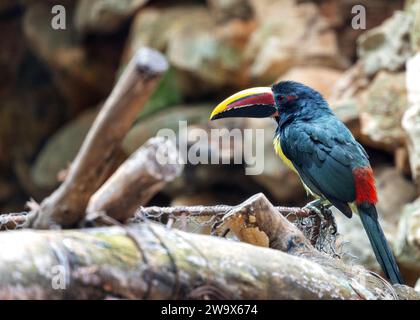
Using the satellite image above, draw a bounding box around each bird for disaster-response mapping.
[209,81,404,285]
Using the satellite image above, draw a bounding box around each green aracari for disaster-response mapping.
[210,81,404,285]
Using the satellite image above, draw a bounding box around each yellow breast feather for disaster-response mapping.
[273,137,319,198]
[273,137,297,173]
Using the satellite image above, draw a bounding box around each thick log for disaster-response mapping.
[32,48,168,228]
[0,222,417,300]
[86,137,183,222]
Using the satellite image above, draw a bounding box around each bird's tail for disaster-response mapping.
[357,204,404,284]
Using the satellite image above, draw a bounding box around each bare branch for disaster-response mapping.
[85,137,183,222]
[32,48,168,229]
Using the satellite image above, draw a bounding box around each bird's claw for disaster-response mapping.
[304,199,337,235]
[303,199,330,213]
[304,204,322,215]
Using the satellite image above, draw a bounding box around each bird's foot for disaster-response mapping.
[303,199,330,213]
[304,199,337,235]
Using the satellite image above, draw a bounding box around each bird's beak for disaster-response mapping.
[210,87,277,120]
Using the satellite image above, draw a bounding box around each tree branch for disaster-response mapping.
[85,137,183,222]
[31,48,168,229]
[0,222,417,300]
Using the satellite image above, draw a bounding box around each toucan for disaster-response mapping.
[210,81,404,285]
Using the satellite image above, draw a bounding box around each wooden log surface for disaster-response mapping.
[1,193,419,300]
[0,222,418,300]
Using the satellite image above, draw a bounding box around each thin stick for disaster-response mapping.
[133,204,313,220]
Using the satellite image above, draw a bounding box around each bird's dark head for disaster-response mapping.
[210,81,329,121]
[271,81,330,119]
[272,81,324,107]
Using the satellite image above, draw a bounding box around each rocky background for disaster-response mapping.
[1,0,420,287]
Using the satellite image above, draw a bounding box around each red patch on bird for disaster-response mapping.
[227,93,275,109]
[353,167,378,205]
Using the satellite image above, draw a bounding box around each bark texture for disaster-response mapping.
[0,194,418,300]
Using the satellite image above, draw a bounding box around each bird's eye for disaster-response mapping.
[278,95,286,103]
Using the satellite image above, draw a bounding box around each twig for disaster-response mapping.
[133,204,314,220]
[0,212,32,231]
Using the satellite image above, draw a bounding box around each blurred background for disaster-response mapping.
[1,0,420,285]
